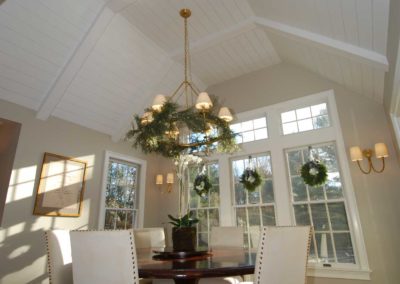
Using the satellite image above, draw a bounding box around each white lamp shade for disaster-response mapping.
[141,112,153,125]
[195,92,213,110]
[218,107,233,122]
[350,146,363,161]
[375,142,388,158]
[166,173,174,184]
[152,94,166,111]
[156,174,163,185]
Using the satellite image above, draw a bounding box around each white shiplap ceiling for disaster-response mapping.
[0,0,391,140]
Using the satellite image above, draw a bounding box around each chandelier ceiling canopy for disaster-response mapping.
[127,9,237,158]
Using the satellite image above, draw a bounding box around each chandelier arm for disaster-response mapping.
[356,160,372,174]
[187,82,200,96]
[169,81,186,101]
[371,157,385,173]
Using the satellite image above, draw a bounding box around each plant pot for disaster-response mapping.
[172,227,196,251]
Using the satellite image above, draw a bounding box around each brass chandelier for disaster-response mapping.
[127,8,236,158]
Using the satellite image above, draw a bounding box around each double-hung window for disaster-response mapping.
[98,151,146,229]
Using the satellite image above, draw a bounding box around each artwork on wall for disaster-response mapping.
[33,152,87,217]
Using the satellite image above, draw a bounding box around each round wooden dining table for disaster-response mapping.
[137,247,256,284]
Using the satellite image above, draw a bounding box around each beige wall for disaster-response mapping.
[207,63,400,284]
[0,99,163,283]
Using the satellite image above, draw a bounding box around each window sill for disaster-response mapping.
[307,266,371,280]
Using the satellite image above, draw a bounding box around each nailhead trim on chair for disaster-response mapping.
[255,226,312,284]
[44,231,53,284]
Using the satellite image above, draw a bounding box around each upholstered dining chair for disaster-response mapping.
[44,230,73,284]
[209,226,244,249]
[70,230,139,284]
[240,226,312,284]
[199,226,245,284]
[133,227,166,249]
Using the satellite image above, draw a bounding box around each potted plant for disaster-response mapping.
[168,213,199,251]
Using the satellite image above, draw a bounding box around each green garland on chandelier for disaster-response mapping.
[300,160,328,187]
[126,102,237,158]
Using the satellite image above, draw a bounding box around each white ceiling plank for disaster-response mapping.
[0,86,39,109]
[355,0,373,50]
[255,16,388,71]
[36,3,114,120]
[169,18,257,60]
[327,0,346,42]
[372,0,389,55]
[373,69,384,103]
[340,0,359,46]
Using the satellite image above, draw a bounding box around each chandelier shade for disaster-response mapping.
[126,9,237,158]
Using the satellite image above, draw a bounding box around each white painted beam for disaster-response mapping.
[169,18,257,60]
[254,16,389,72]
[36,0,137,120]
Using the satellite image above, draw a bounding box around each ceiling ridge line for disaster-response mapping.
[253,16,389,72]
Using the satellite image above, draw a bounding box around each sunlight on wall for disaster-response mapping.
[6,165,37,203]
[3,222,25,238]
[77,155,95,180]
[9,245,30,259]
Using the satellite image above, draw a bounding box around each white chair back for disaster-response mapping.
[254,226,312,284]
[70,230,139,284]
[210,226,244,248]
[44,230,72,284]
[133,227,166,249]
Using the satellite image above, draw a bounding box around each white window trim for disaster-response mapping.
[97,150,147,229]
[211,90,370,280]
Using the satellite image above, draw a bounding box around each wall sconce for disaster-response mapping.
[349,142,388,174]
[155,173,174,193]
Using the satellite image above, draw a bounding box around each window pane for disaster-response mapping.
[281,110,296,123]
[315,233,334,262]
[291,176,307,201]
[230,123,241,133]
[326,173,343,199]
[248,190,260,204]
[283,122,298,135]
[328,203,349,230]
[248,207,261,226]
[198,233,208,247]
[309,185,325,201]
[298,118,313,132]
[294,205,310,225]
[310,204,330,231]
[104,210,116,229]
[313,115,330,129]
[209,209,219,227]
[115,210,126,229]
[296,107,311,120]
[311,103,328,116]
[125,211,135,229]
[261,180,274,203]
[236,208,247,227]
[334,233,355,263]
[241,121,253,131]
[253,117,266,129]
[261,206,276,225]
[288,150,302,176]
[254,128,268,140]
[242,131,255,142]
[198,209,207,232]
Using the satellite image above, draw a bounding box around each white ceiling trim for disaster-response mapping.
[168,17,257,60]
[254,16,389,72]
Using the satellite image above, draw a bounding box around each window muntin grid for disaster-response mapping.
[230,117,268,144]
[104,159,139,229]
[188,162,220,247]
[286,143,355,264]
[281,103,330,135]
[232,154,276,248]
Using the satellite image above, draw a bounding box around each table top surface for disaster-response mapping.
[137,247,256,280]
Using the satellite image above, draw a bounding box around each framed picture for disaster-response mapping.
[33,152,87,217]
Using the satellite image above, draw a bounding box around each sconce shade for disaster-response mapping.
[374,143,388,158]
[156,174,163,185]
[166,173,174,184]
[195,92,213,110]
[152,94,166,111]
[218,107,233,122]
[350,146,363,161]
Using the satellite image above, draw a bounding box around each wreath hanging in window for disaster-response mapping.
[240,156,262,192]
[300,147,328,187]
[193,166,212,197]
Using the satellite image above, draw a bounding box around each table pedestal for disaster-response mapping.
[174,279,198,284]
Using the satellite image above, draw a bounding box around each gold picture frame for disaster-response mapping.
[33,152,87,217]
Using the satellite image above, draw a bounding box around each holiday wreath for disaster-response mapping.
[193,174,212,197]
[240,168,262,192]
[300,160,328,186]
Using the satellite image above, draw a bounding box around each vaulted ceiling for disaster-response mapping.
[0,0,390,140]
